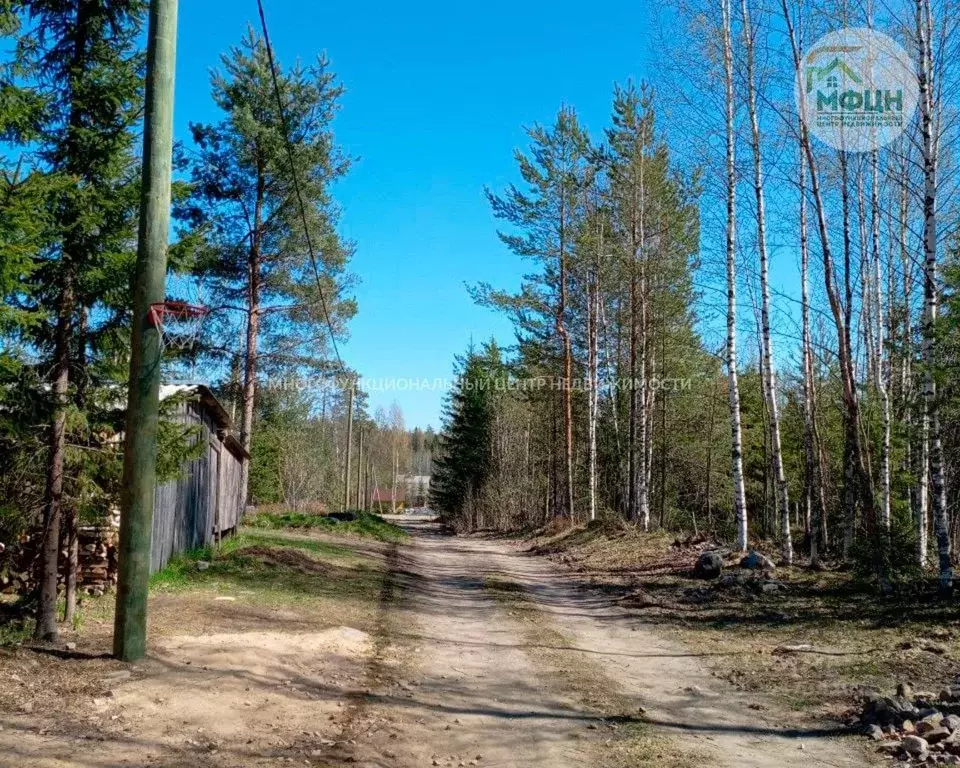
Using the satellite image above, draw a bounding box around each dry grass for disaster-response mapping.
[525,520,960,722]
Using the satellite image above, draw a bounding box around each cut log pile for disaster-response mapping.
[0,510,119,596]
[76,513,120,596]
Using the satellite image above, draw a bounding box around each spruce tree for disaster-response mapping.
[430,344,503,529]
[11,0,145,640]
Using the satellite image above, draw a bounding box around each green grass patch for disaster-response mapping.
[247,509,408,542]
[148,529,384,608]
[150,530,360,589]
[225,530,356,559]
[0,617,33,648]
[149,543,216,590]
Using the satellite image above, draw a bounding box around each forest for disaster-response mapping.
[430,0,960,594]
[2,0,960,765]
[0,2,429,642]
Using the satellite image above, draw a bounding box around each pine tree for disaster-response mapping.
[482,108,594,520]
[182,28,355,506]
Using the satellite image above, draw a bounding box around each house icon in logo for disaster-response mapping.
[805,53,863,94]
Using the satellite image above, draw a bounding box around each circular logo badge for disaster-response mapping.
[796,27,918,152]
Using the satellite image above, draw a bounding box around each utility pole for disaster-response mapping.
[114,0,179,662]
[355,422,364,511]
[342,380,354,512]
[363,461,370,511]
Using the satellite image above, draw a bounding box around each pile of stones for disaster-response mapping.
[693,549,777,580]
[688,549,784,600]
[860,684,960,764]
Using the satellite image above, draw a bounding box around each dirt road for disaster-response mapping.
[345,518,873,768]
[0,521,874,767]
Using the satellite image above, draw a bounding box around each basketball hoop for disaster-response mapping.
[147,300,210,355]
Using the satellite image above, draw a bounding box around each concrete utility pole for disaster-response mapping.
[114,0,179,662]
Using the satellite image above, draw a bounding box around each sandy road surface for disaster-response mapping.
[343,518,873,768]
[0,520,874,767]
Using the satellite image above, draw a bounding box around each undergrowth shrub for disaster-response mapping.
[851,513,923,587]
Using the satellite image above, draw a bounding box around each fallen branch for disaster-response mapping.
[772,644,883,656]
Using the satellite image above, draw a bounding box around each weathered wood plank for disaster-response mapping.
[149,395,246,573]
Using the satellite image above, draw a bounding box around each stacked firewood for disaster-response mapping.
[0,532,34,594]
[76,515,119,596]
[0,510,119,596]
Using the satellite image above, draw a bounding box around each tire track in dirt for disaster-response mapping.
[338,524,602,767]
[326,539,408,765]
[345,518,877,768]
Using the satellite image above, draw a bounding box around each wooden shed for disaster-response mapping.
[150,385,248,573]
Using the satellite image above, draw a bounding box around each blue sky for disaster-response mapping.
[174,0,653,429]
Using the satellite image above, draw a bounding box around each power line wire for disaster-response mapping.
[255,0,348,379]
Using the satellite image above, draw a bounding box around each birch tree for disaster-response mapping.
[799,145,825,564]
[722,0,750,552]
[740,0,792,563]
[914,0,951,592]
[782,0,881,562]
[871,149,892,533]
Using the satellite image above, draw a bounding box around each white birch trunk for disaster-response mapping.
[392,448,398,515]
[799,145,820,564]
[587,247,600,522]
[741,0,791,563]
[916,0,951,590]
[645,349,655,521]
[637,134,650,532]
[839,150,857,560]
[919,410,931,559]
[723,0,749,552]
[871,150,892,532]
[900,147,926,566]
